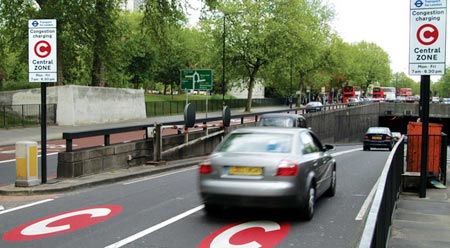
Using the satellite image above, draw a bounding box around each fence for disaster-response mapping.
[145,98,287,117]
[0,104,56,128]
[358,138,404,248]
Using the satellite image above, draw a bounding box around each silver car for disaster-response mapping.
[258,113,307,128]
[198,127,336,220]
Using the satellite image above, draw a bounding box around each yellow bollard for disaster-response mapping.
[15,141,40,187]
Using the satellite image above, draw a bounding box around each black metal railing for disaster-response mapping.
[0,104,56,128]
[358,138,404,248]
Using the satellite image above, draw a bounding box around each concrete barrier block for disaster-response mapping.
[58,150,90,163]
[89,146,114,159]
[82,158,104,176]
[135,140,151,150]
[57,161,83,178]
[102,156,126,170]
[114,143,136,154]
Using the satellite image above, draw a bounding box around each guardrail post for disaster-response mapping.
[153,123,162,161]
[184,127,189,144]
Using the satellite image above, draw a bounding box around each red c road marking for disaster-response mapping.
[417,24,439,46]
[3,205,122,242]
[198,220,290,248]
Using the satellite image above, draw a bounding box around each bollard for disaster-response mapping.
[15,141,40,187]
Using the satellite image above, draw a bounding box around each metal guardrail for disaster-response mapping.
[0,104,56,128]
[358,137,404,248]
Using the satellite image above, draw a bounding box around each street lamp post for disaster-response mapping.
[222,14,226,106]
[289,57,293,109]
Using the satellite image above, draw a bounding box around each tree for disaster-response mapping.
[89,0,120,86]
[435,68,450,98]
[349,42,391,90]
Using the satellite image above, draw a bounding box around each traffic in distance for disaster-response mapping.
[340,85,447,104]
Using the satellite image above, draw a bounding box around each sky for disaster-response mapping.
[188,0,446,80]
[328,0,411,75]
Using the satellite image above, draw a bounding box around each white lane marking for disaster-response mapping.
[104,205,204,248]
[0,199,54,215]
[329,147,379,221]
[122,167,197,185]
[355,178,380,221]
[0,152,58,164]
[331,148,362,157]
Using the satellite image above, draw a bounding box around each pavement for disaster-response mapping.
[387,167,450,248]
[1,105,450,247]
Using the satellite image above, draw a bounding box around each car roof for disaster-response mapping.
[231,127,308,135]
[260,113,305,119]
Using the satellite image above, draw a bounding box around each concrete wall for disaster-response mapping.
[228,79,265,99]
[309,104,380,144]
[58,140,152,178]
[0,85,146,126]
[0,87,58,105]
[378,102,450,118]
[56,85,146,126]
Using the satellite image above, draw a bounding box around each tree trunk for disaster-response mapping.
[296,73,305,106]
[245,77,254,112]
[91,52,105,87]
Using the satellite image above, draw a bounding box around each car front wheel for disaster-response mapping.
[325,166,336,197]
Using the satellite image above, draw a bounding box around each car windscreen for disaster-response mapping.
[259,117,294,127]
[367,127,389,134]
[218,133,292,153]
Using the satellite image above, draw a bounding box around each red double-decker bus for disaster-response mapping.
[372,86,384,100]
[342,85,361,103]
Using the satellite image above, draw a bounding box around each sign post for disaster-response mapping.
[409,0,447,198]
[29,19,57,184]
[180,69,213,115]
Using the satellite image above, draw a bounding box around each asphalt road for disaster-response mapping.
[0,145,390,247]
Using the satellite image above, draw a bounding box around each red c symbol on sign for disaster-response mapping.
[417,24,439,46]
[34,40,52,58]
[3,205,122,241]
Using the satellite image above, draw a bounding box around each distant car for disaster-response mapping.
[258,113,307,128]
[347,97,360,106]
[442,98,450,104]
[198,127,336,220]
[431,96,440,103]
[305,101,323,113]
[391,132,402,142]
[363,127,394,151]
[406,96,416,103]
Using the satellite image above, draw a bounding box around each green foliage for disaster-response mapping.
[0,0,409,110]
[434,68,450,98]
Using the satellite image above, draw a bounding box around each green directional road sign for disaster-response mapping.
[180,69,213,90]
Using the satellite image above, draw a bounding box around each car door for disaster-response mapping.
[300,131,330,196]
[299,131,324,192]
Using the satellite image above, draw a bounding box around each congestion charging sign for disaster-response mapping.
[409,0,447,75]
[28,19,57,82]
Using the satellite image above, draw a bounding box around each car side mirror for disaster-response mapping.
[324,144,335,151]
